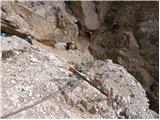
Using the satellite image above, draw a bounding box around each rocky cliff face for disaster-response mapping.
[88,1,159,113]
[68,1,111,31]
[1,1,78,46]
[1,0,159,115]
[1,36,158,118]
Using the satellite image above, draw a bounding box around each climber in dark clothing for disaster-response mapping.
[65,41,77,50]
[26,36,33,45]
[65,42,72,50]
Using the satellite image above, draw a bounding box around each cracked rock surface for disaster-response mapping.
[1,36,158,118]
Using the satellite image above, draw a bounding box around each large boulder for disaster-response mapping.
[69,1,110,31]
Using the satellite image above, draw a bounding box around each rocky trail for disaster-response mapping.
[0,35,158,119]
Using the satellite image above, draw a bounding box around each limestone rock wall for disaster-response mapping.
[1,0,159,114]
[89,1,159,113]
[1,36,158,118]
[1,1,79,47]
[68,1,111,31]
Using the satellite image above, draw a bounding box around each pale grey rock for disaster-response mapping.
[81,2,100,30]
[69,1,111,31]
[30,57,38,63]
[1,35,158,118]
[2,36,31,52]
[76,60,159,119]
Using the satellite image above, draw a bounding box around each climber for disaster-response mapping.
[65,31,77,50]
[26,36,33,45]
[65,41,73,50]
[65,41,77,50]
[1,32,7,37]
[65,42,72,50]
